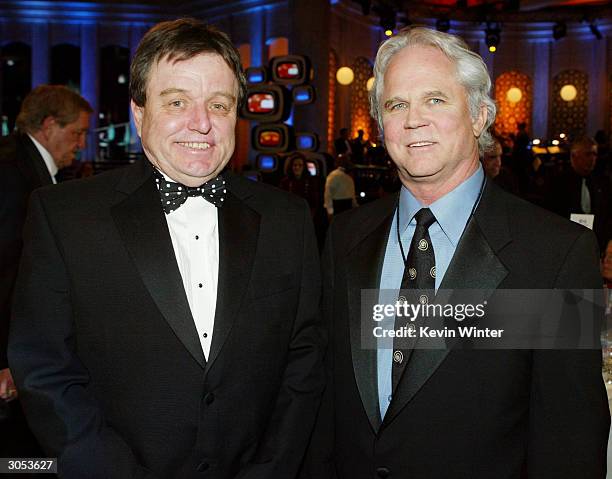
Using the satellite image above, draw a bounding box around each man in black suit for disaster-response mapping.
[333,128,352,156]
[550,136,611,251]
[304,27,609,479]
[9,19,324,478]
[0,85,91,456]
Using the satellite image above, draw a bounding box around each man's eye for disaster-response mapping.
[211,103,229,111]
[429,98,444,105]
[170,100,184,107]
[389,102,407,111]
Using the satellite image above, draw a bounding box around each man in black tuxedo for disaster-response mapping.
[9,19,324,478]
[0,85,91,456]
[304,27,609,479]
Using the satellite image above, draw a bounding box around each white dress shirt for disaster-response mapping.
[324,167,358,215]
[158,170,219,359]
[580,177,591,213]
[28,133,58,183]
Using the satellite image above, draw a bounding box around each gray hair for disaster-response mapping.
[369,26,497,155]
[570,136,597,154]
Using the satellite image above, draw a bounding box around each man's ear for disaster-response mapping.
[130,100,144,137]
[472,104,488,138]
[40,116,57,137]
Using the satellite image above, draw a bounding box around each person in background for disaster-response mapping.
[0,85,91,460]
[350,129,368,164]
[280,152,321,214]
[511,121,532,192]
[324,152,358,219]
[550,136,611,251]
[481,137,519,195]
[334,127,352,156]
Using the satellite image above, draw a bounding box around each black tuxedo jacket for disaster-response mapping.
[8,159,325,478]
[0,132,53,369]
[305,180,609,479]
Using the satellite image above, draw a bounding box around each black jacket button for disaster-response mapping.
[196,461,209,472]
[204,392,215,405]
[376,467,390,478]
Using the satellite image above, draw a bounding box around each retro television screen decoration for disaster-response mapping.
[292,85,315,105]
[245,66,267,84]
[240,85,290,122]
[269,55,311,85]
[256,154,277,172]
[252,124,293,153]
[295,132,319,152]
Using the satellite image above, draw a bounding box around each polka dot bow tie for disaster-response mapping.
[153,168,227,214]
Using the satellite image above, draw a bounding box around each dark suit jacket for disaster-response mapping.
[304,180,609,479]
[333,138,351,156]
[0,132,53,369]
[8,159,325,478]
[549,165,611,252]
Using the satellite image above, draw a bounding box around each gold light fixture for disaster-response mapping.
[506,87,522,103]
[560,84,577,102]
[336,67,354,86]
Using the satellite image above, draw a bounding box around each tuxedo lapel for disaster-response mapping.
[205,180,260,374]
[346,194,396,433]
[111,160,206,369]
[382,180,510,428]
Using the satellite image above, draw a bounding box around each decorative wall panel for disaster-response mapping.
[550,69,588,139]
[494,71,532,138]
[328,49,337,154]
[349,56,376,142]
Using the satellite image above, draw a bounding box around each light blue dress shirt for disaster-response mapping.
[377,166,485,418]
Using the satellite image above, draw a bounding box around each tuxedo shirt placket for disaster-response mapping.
[164,194,219,359]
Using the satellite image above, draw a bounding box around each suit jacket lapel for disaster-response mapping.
[347,194,396,433]
[17,133,54,188]
[111,160,206,369]
[205,175,260,374]
[382,180,510,428]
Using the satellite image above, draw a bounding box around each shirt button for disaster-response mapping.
[198,283,203,288]
[195,235,199,240]
[203,333,208,339]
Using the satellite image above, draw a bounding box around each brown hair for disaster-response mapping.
[129,18,247,108]
[16,85,92,133]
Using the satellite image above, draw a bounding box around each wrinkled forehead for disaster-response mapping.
[383,44,463,94]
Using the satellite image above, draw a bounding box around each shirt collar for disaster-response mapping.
[28,133,58,181]
[398,166,484,247]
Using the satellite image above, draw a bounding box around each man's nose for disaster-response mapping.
[403,105,427,129]
[188,107,212,134]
